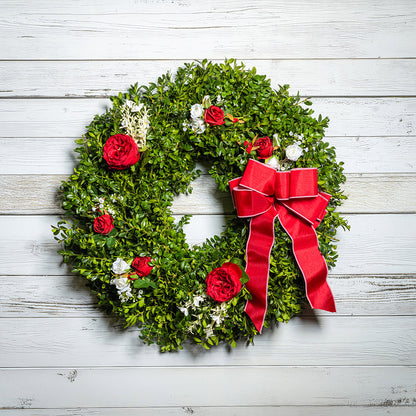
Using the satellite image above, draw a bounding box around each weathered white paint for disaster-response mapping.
[1,0,415,59]
[1,275,415,317]
[0,407,414,416]
[0,214,414,276]
[0,173,415,214]
[1,316,415,367]
[0,98,414,138]
[1,367,416,408]
[1,0,415,413]
[2,136,415,175]
[1,59,415,97]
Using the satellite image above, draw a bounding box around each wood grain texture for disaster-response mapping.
[1,0,415,59]
[1,59,415,97]
[0,173,415,214]
[0,98,415,138]
[1,0,416,413]
[1,367,416,408]
[1,316,415,367]
[1,408,416,416]
[0,214,414,276]
[2,275,415,317]
[2,136,415,175]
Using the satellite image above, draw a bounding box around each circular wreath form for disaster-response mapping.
[53,60,348,352]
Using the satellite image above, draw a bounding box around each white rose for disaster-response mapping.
[112,276,130,291]
[190,103,204,119]
[286,144,303,161]
[111,258,130,275]
[266,156,281,170]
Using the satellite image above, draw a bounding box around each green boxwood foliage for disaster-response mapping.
[52,59,348,352]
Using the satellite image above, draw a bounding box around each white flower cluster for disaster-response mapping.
[204,303,229,339]
[183,103,205,134]
[92,194,123,215]
[120,100,150,150]
[183,95,211,134]
[110,258,132,302]
[178,293,206,317]
[179,294,229,340]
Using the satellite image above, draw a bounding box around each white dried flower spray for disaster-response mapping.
[120,100,150,150]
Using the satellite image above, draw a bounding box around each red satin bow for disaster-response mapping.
[229,159,336,332]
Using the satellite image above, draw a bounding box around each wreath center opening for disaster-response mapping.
[171,162,229,246]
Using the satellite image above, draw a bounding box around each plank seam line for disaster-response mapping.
[1,95,416,100]
[3,95,416,99]
[1,314,416,319]
[1,57,416,62]
[2,273,413,277]
[1,365,415,370]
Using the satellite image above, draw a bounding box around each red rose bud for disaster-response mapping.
[233,118,238,123]
[132,256,153,277]
[244,140,253,154]
[205,262,242,302]
[127,272,138,281]
[204,105,225,126]
[103,134,140,170]
[93,214,114,235]
[254,136,274,159]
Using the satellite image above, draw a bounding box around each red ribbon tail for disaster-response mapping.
[244,208,278,333]
[277,205,336,313]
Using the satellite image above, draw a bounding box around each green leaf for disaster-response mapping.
[133,278,157,290]
[106,237,116,248]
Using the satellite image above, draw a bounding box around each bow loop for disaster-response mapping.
[289,168,318,198]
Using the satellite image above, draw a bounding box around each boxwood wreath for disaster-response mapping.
[53,59,348,352]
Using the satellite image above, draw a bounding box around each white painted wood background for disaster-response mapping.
[0,0,415,414]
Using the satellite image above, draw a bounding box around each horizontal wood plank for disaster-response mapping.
[1,136,415,175]
[1,316,415,367]
[1,59,416,98]
[0,407,415,416]
[1,0,415,59]
[1,1,415,414]
[1,274,415,317]
[1,366,416,408]
[0,173,414,214]
[0,214,414,276]
[0,97,415,138]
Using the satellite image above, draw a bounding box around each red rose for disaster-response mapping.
[205,262,242,302]
[254,136,273,159]
[204,106,225,126]
[93,214,114,235]
[103,134,140,170]
[132,256,153,277]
